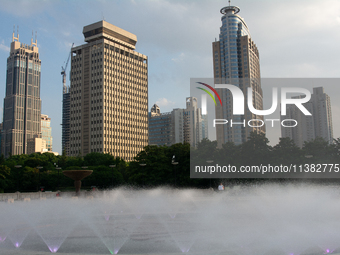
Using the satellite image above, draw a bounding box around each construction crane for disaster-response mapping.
[61,43,74,94]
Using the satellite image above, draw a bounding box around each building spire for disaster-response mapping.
[229,0,231,6]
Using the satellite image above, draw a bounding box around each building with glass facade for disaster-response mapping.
[41,114,52,152]
[2,31,42,157]
[213,5,264,147]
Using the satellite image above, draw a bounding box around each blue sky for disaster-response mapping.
[1,0,340,154]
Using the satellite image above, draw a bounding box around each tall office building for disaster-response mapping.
[69,21,148,160]
[213,5,264,147]
[2,30,41,157]
[41,114,52,152]
[281,87,333,148]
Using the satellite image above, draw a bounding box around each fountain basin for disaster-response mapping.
[62,170,93,195]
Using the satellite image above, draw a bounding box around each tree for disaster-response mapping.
[0,165,10,192]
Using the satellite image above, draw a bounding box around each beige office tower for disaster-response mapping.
[213,5,264,147]
[2,30,41,157]
[281,87,333,148]
[69,21,148,160]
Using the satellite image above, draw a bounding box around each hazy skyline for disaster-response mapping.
[0,0,340,154]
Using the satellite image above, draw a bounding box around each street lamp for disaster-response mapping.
[206,160,214,188]
[139,162,146,187]
[172,155,179,187]
[36,166,43,191]
[109,164,116,187]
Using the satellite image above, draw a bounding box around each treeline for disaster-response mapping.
[193,132,340,168]
[0,132,339,192]
[0,143,202,192]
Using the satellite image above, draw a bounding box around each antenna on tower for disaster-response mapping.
[229,0,231,6]
[31,31,37,47]
[13,25,19,42]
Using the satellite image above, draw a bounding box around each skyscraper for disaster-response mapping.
[184,97,206,147]
[69,21,148,160]
[2,30,41,157]
[213,5,264,147]
[41,114,52,152]
[281,87,333,148]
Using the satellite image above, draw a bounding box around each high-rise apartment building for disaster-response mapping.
[69,21,148,160]
[281,87,333,148]
[149,104,184,146]
[213,5,264,147]
[41,114,52,152]
[149,97,208,147]
[2,31,41,157]
[184,97,206,147]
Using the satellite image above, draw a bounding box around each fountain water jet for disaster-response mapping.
[1,185,340,254]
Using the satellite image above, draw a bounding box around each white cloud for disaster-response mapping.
[0,40,9,52]
[155,98,176,107]
[171,52,185,62]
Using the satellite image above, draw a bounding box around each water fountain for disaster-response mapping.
[0,185,340,255]
[62,170,93,195]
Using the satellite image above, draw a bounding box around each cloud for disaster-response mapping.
[155,98,176,107]
[171,52,185,63]
[0,40,9,52]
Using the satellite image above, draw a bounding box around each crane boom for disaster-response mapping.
[61,43,74,94]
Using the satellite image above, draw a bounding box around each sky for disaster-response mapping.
[0,0,340,154]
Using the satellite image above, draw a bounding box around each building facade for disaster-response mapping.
[0,123,2,155]
[2,31,41,157]
[27,136,46,154]
[184,97,205,147]
[149,97,207,147]
[213,5,264,147]
[281,87,333,148]
[41,114,52,152]
[69,21,148,160]
[148,104,184,146]
[62,89,70,156]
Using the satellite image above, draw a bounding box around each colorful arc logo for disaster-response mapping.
[196,82,222,106]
